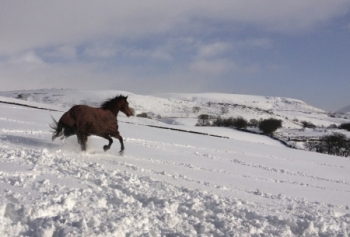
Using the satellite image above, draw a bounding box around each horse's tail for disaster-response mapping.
[50,116,64,141]
[51,115,76,141]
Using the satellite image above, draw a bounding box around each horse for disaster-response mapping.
[51,95,133,152]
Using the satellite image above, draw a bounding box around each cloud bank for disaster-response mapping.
[0,1,349,110]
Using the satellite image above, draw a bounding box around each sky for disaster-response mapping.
[0,1,349,112]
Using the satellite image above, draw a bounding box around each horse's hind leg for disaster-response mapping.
[101,135,113,152]
[77,133,88,151]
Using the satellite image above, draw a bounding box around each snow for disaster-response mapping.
[0,90,350,236]
[157,92,323,112]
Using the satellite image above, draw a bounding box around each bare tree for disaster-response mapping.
[220,106,228,115]
[196,114,210,126]
[305,133,350,157]
[192,106,201,113]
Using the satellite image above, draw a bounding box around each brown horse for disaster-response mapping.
[51,95,133,152]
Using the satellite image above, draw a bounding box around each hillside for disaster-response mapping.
[1,89,349,150]
[1,89,346,128]
[0,90,349,236]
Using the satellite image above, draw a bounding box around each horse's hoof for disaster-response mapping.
[103,145,109,152]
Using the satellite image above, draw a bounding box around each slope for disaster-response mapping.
[0,89,340,129]
[0,96,349,236]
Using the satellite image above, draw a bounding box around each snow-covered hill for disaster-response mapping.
[1,89,348,129]
[0,89,350,236]
[337,104,350,114]
[2,88,349,149]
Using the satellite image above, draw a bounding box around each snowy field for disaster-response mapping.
[0,90,350,236]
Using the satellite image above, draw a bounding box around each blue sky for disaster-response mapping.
[0,1,349,111]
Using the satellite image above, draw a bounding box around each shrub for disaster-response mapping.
[328,124,338,129]
[249,119,259,127]
[212,116,248,129]
[212,116,224,126]
[214,117,233,127]
[220,106,229,115]
[258,118,282,135]
[305,133,350,157]
[196,114,210,126]
[192,106,201,113]
[233,117,248,129]
[16,93,30,100]
[301,121,316,129]
[136,112,150,118]
[339,123,350,131]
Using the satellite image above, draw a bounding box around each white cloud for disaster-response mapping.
[47,45,77,59]
[83,43,174,61]
[197,42,232,59]
[0,1,349,55]
[9,51,45,65]
[189,59,237,75]
[83,43,118,59]
[0,59,116,91]
[0,0,348,107]
[125,47,174,61]
[194,39,272,61]
[237,38,273,49]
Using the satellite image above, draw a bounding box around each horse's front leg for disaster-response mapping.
[118,136,125,152]
[111,132,124,152]
[102,135,113,151]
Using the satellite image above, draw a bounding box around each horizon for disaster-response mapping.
[0,87,348,113]
[0,1,349,112]
[1,87,347,114]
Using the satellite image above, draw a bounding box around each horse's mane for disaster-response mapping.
[100,95,127,110]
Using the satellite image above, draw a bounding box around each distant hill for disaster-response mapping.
[1,88,350,150]
[337,105,350,114]
[0,88,341,129]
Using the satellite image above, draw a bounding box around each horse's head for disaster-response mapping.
[101,95,133,117]
[120,96,133,117]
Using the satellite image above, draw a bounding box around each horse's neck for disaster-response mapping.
[108,103,122,117]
